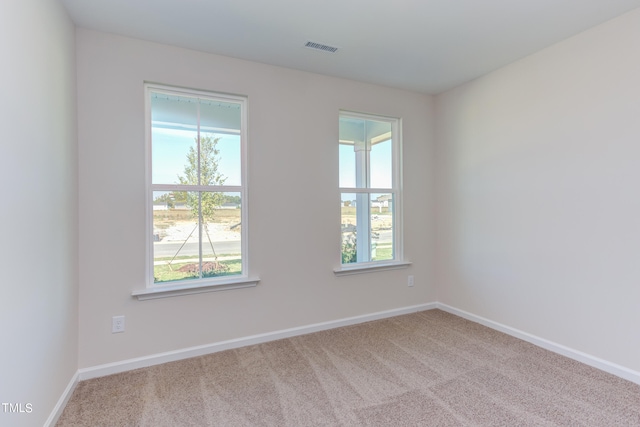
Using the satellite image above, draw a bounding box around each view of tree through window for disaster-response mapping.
[147,85,247,285]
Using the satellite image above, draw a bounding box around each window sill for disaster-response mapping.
[132,276,260,301]
[333,261,412,276]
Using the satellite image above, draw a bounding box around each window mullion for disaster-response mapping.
[152,184,242,192]
[196,99,203,279]
[355,193,370,262]
[340,187,393,194]
[354,137,370,263]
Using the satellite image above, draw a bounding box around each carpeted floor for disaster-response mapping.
[57,310,640,426]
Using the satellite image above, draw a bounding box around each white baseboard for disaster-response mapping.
[45,371,79,427]
[78,303,437,381]
[436,303,640,386]
[76,300,640,386]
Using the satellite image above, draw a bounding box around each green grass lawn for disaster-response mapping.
[154,258,242,283]
[342,244,393,263]
[372,246,393,261]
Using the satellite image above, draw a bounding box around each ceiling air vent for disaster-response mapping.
[304,41,339,53]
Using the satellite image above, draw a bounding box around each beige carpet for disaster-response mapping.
[57,310,640,426]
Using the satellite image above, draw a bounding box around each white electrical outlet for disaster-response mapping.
[408,275,414,287]
[112,315,125,333]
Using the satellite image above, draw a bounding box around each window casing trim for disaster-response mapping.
[139,83,252,296]
[338,110,404,268]
[333,260,411,276]
[132,276,260,300]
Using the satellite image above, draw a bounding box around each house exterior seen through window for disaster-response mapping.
[339,111,402,267]
[146,84,247,288]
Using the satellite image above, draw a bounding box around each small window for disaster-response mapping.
[339,111,403,269]
[145,84,248,289]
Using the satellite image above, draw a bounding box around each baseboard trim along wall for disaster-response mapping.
[45,371,79,427]
[436,303,640,386]
[78,303,438,381]
[75,301,640,387]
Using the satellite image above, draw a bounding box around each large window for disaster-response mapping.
[339,111,403,270]
[145,84,249,290]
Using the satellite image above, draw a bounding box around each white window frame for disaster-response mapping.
[335,110,410,276]
[133,83,258,300]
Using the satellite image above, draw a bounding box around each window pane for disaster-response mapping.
[152,191,242,283]
[195,134,226,187]
[370,138,392,189]
[152,191,202,283]
[199,99,241,132]
[201,192,242,276]
[215,134,242,186]
[200,99,242,186]
[339,116,366,188]
[341,193,357,264]
[339,143,356,188]
[151,93,198,185]
[370,193,394,261]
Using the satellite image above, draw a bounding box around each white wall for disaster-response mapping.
[0,1,78,426]
[436,9,640,372]
[76,30,435,369]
